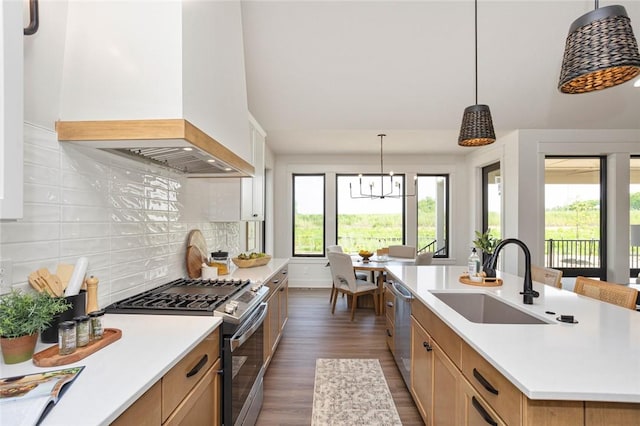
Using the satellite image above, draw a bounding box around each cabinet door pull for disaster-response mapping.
[386,301,394,308]
[472,396,498,426]
[386,329,392,337]
[473,368,499,395]
[24,0,40,35]
[186,354,209,378]
[423,341,432,352]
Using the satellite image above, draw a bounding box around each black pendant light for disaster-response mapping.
[458,0,495,147]
[559,1,640,94]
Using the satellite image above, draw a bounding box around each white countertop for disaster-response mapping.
[385,264,640,403]
[0,314,222,426]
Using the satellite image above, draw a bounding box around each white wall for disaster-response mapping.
[0,124,241,307]
[272,152,469,288]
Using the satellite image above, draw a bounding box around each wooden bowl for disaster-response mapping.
[232,255,272,268]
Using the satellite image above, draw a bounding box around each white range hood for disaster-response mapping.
[56,0,253,177]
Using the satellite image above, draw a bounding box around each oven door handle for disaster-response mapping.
[230,302,268,352]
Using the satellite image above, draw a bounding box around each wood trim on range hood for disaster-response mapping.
[56,119,255,177]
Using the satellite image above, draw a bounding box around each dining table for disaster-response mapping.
[351,255,416,313]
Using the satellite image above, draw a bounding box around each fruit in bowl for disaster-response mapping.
[358,250,374,262]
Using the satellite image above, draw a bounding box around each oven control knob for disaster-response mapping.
[251,282,262,292]
[225,303,237,314]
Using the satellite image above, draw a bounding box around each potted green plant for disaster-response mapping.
[473,228,502,261]
[0,290,70,364]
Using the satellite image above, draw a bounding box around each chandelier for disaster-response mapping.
[349,134,416,200]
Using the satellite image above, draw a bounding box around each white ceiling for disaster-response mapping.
[240,1,640,156]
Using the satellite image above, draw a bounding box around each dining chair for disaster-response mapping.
[531,265,563,288]
[327,252,379,320]
[573,276,638,310]
[388,245,416,259]
[326,245,368,302]
[415,252,433,265]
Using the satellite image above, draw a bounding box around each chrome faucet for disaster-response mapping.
[484,238,539,305]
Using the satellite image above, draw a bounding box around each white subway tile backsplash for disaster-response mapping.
[23,183,60,204]
[1,124,242,306]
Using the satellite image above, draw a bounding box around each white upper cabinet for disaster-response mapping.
[209,115,266,222]
[241,115,266,221]
[0,0,23,219]
[58,0,251,163]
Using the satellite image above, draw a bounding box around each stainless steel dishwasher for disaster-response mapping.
[388,280,413,387]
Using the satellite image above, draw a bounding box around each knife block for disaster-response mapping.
[40,290,87,344]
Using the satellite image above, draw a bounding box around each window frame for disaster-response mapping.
[416,173,450,258]
[334,173,407,250]
[291,173,326,257]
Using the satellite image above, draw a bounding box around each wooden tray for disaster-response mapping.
[33,328,122,367]
[459,274,503,287]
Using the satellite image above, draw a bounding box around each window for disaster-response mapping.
[417,175,449,257]
[336,174,404,253]
[482,163,501,243]
[631,156,640,278]
[544,157,606,278]
[292,174,325,256]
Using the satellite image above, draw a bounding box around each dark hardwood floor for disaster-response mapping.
[256,288,424,425]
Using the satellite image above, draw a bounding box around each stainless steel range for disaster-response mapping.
[105,277,269,426]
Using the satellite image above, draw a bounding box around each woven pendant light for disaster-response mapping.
[458,0,495,147]
[559,3,640,94]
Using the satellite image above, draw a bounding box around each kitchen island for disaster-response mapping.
[385,264,640,424]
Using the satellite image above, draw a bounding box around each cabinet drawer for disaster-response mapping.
[460,378,508,426]
[412,299,461,367]
[162,328,220,422]
[461,341,522,426]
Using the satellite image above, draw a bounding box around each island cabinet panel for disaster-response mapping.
[112,381,162,426]
[585,402,640,425]
[411,317,434,423]
[432,340,460,426]
[460,341,522,426]
[412,298,461,368]
[523,400,583,425]
[460,379,507,426]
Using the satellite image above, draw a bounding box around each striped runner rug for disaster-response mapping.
[311,358,402,426]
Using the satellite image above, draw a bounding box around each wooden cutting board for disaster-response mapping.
[186,245,205,279]
[187,229,208,259]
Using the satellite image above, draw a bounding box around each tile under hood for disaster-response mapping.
[56,119,254,178]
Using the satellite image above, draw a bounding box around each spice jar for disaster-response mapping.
[74,315,91,347]
[209,251,230,275]
[58,321,77,355]
[89,310,105,341]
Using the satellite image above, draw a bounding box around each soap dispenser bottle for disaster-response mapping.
[468,248,482,282]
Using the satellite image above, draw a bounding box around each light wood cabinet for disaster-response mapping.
[112,328,221,426]
[460,379,507,426]
[409,298,623,425]
[410,317,433,423]
[264,266,288,368]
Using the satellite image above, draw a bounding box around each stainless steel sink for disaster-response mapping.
[430,292,551,324]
